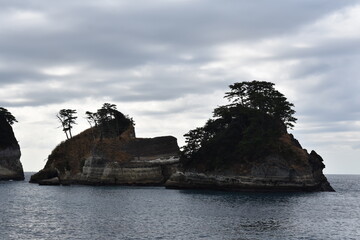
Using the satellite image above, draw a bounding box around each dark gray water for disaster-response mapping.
[0,174,359,239]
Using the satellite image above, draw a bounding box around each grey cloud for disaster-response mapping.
[272,39,360,62]
[294,79,360,123]
[1,0,356,66]
[0,88,80,107]
[0,70,46,85]
[0,0,359,119]
[2,0,360,173]
[352,144,360,150]
[290,62,332,79]
[295,121,360,135]
[134,103,205,117]
[0,68,228,107]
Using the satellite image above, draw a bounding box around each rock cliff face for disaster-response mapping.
[165,133,334,192]
[30,121,180,185]
[66,136,180,185]
[0,116,24,181]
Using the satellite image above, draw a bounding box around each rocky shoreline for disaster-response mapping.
[165,171,334,192]
[165,144,335,192]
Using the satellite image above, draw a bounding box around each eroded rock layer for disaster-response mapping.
[30,123,180,186]
[165,134,334,192]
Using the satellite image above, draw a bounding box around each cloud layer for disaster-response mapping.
[1,0,359,173]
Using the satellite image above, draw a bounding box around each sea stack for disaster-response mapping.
[165,133,335,192]
[30,107,180,185]
[0,115,24,181]
[165,81,334,192]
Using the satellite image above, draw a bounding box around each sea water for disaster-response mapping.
[0,174,359,239]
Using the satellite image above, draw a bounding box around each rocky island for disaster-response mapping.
[0,109,24,181]
[30,104,180,185]
[31,81,334,192]
[165,81,334,192]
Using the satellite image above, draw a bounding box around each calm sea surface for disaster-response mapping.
[0,174,359,240]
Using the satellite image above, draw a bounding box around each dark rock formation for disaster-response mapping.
[166,125,334,192]
[38,177,60,186]
[0,115,24,180]
[30,120,180,185]
[166,159,333,192]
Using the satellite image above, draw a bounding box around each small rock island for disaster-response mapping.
[165,81,334,192]
[31,81,334,192]
[30,105,180,185]
[0,109,24,181]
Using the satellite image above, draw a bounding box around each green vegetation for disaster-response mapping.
[182,80,297,171]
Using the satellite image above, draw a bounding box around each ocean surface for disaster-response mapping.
[0,174,359,240]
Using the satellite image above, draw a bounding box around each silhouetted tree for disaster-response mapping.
[57,109,77,139]
[85,111,99,128]
[224,80,297,128]
[85,111,100,140]
[0,107,18,125]
[86,103,133,140]
[97,103,117,124]
[182,80,296,162]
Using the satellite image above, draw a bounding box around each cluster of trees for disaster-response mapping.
[182,80,297,164]
[0,107,17,125]
[57,103,134,140]
[224,81,297,129]
[85,103,118,128]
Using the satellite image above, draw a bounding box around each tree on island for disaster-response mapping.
[224,81,297,128]
[85,103,134,140]
[0,107,18,125]
[182,80,297,167]
[85,111,99,128]
[57,109,77,140]
[97,103,118,126]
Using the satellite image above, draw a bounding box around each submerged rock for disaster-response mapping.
[0,115,24,181]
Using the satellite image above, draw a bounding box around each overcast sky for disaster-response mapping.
[1,0,359,173]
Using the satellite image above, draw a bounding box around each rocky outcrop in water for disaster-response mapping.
[63,136,180,185]
[166,154,333,191]
[0,115,24,181]
[166,133,334,192]
[30,112,180,185]
[165,110,334,192]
